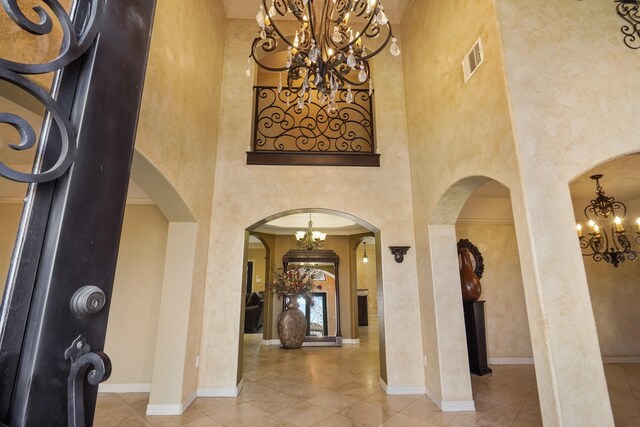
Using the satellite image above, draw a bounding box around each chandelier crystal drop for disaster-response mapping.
[296,214,327,251]
[249,0,399,106]
[576,174,640,268]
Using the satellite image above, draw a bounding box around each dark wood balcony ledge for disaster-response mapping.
[246,151,381,167]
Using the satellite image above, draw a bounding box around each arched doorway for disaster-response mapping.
[427,176,537,424]
[569,153,640,425]
[238,208,389,396]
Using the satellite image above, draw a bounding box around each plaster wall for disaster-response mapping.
[492,0,640,423]
[103,205,168,384]
[402,0,522,408]
[133,0,227,402]
[200,19,424,392]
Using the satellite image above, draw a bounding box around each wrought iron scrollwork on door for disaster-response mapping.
[0,0,104,183]
[65,336,111,427]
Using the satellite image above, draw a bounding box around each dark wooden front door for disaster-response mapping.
[0,1,156,425]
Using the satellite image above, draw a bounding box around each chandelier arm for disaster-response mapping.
[307,0,317,46]
[358,25,394,60]
[250,39,291,73]
[260,0,295,48]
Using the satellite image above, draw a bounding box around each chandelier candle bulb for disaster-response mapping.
[576,224,583,238]
[637,217,640,232]
[615,216,624,232]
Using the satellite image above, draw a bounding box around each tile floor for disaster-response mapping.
[94,321,640,426]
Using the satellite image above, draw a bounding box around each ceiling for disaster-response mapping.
[222,0,409,24]
[253,213,370,235]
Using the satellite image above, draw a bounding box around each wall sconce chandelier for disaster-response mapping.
[576,174,640,267]
[296,214,326,250]
[249,0,400,112]
[616,0,640,49]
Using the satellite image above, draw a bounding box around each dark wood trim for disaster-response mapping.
[247,152,380,167]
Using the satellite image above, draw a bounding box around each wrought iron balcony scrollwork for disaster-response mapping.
[0,0,103,183]
[616,0,640,49]
[249,85,378,166]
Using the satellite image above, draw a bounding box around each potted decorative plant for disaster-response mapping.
[269,267,322,349]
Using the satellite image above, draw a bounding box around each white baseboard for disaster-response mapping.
[98,383,151,393]
[378,378,426,395]
[603,357,640,364]
[262,339,281,346]
[146,389,197,416]
[488,357,534,365]
[198,379,244,398]
[425,385,475,412]
[342,338,360,345]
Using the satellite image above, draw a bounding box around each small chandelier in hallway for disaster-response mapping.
[296,214,326,250]
[576,174,640,267]
[362,242,368,263]
[248,0,400,111]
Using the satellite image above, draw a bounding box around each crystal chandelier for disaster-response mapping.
[576,174,640,268]
[296,214,327,250]
[249,0,400,111]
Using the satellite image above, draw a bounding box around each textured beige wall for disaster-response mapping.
[402,0,521,407]
[456,223,532,359]
[200,18,423,392]
[491,0,640,423]
[104,204,168,384]
[133,0,227,402]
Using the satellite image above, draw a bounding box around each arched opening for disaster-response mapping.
[427,176,538,424]
[237,208,391,412]
[569,153,640,425]
[93,150,199,418]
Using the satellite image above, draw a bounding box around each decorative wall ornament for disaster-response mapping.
[576,174,640,267]
[616,0,640,49]
[0,0,103,183]
[457,239,484,279]
[388,246,410,263]
[248,0,400,113]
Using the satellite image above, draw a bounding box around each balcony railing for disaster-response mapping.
[247,86,379,167]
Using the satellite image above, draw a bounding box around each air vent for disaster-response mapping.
[462,37,484,83]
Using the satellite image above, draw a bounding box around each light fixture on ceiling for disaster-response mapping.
[249,0,400,112]
[576,174,640,267]
[616,0,640,49]
[362,242,368,263]
[296,214,326,250]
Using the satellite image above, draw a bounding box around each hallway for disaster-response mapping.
[94,321,640,426]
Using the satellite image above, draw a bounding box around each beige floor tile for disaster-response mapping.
[209,402,271,427]
[380,413,435,426]
[95,325,640,427]
[249,391,304,414]
[399,399,456,427]
[365,391,420,412]
[246,415,296,426]
[274,401,334,426]
[310,413,367,427]
[306,391,361,412]
[338,401,396,427]
[183,417,225,427]
[192,398,245,416]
